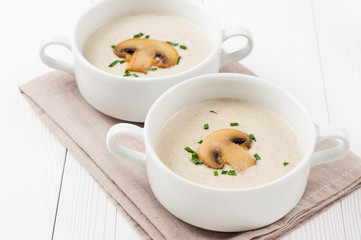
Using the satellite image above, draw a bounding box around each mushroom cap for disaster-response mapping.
[113,38,179,74]
[198,129,255,172]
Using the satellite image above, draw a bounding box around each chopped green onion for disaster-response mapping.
[166,41,178,46]
[111,45,116,49]
[133,32,144,38]
[198,140,203,144]
[221,170,228,175]
[180,45,187,50]
[214,171,218,176]
[184,146,197,155]
[145,35,150,39]
[191,153,202,165]
[108,60,124,67]
[132,73,139,77]
[283,162,289,166]
[123,71,132,77]
[230,122,239,127]
[228,170,236,176]
[108,60,120,67]
[191,158,203,165]
[149,67,158,71]
[176,56,182,65]
[204,123,209,130]
[249,134,256,141]
[254,153,261,161]
[210,110,218,114]
[184,147,203,165]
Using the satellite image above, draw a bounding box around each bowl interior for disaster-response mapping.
[146,73,315,175]
[74,0,220,55]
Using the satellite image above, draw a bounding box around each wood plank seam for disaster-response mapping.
[310,0,331,125]
[51,149,69,240]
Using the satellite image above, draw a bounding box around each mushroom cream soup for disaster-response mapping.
[82,12,211,78]
[155,99,303,189]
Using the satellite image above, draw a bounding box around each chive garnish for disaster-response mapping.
[180,45,187,50]
[145,35,150,39]
[123,71,132,77]
[283,162,289,166]
[230,122,239,126]
[191,158,203,165]
[176,56,182,65]
[133,32,144,38]
[184,146,197,155]
[210,110,217,114]
[219,170,237,176]
[204,123,209,130]
[132,73,139,77]
[198,140,203,144]
[111,45,116,49]
[109,60,124,67]
[108,60,120,67]
[214,171,218,176]
[249,134,256,141]
[166,41,178,46]
[254,153,261,161]
[184,147,203,165]
[149,67,158,71]
[191,153,200,163]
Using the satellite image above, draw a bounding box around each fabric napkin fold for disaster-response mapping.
[20,63,361,240]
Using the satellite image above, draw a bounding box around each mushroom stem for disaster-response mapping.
[126,49,154,73]
[221,145,255,172]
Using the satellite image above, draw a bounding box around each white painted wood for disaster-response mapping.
[0,1,70,239]
[53,153,118,240]
[311,0,361,156]
[52,152,140,240]
[1,0,361,239]
[104,199,118,240]
[311,1,361,239]
[286,203,346,240]
[341,188,361,240]
[0,90,66,240]
[205,0,330,126]
[115,209,142,240]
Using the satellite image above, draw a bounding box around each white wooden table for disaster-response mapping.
[1,0,360,239]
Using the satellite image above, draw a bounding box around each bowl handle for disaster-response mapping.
[220,26,253,68]
[106,123,146,167]
[39,35,74,75]
[311,127,350,166]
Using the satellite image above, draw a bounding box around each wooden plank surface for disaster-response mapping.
[1,0,360,239]
[312,0,361,239]
[53,153,117,240]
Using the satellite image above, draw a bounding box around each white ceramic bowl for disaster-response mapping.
[106,73,350,232]
[39,0,253,122]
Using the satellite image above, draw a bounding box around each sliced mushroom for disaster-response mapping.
[113,38,178,74]
[198,129,255,172]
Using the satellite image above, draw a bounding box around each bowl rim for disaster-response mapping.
[144,72,316,193]
[71,0,223,84]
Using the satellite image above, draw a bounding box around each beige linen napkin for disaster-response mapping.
[19,63,361,240]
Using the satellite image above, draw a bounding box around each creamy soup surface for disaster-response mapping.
[82,12,211,78]
[155,99,303,189]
